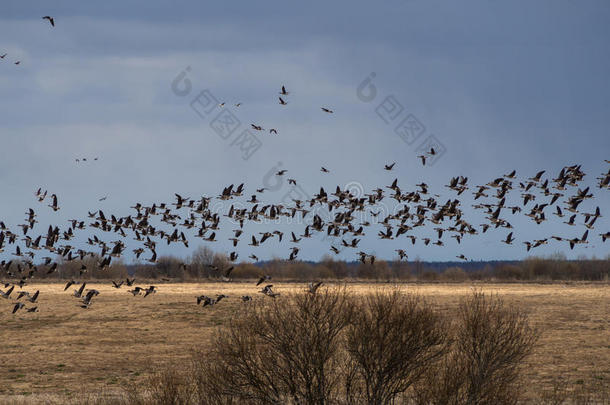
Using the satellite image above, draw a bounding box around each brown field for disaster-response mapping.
[0,282,608,403]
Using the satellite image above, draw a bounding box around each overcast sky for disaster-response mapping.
[1,1,609,262]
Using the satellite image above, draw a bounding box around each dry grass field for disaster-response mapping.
[0,282,608,403]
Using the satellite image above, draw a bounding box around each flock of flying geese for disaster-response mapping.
[1,158,608,314]
[221,84,335,136]
[1,16,55,66]
[2,14,609,314]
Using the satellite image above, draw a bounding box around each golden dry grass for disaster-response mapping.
[0,281,608,403]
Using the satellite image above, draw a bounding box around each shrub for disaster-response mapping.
[345,290,447,404]
[198,288,354,404]
[413,291,539,405]
[442,267,468,282]
[120,289,540,405]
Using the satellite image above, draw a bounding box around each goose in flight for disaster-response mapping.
[73,282,86,298]
[147,250,157,263]
[1,285,14,299]
[256,275,271,286]
[395,249,408,260]
[128,287,143,296]
[26,290,39,303]
[196,295,210,305]
[16,291,31,300]
[280,85,289,95]
[143,286,157,297]
[36,188,48,202]
[553,206,564,218]
[273,230,284,242]
[49,194,60,211]
[279,97,287,105]
[259,232,273,244]
[321,107,334,113]
[260,284,280,298]
[222,266,234,281]
[563,214,576,226]
[568,230,589,250]
[197,295,215,306]
[12,302,25,314]
[42,16,55,26]
[81,289,100,308]
[384,162,395,171]
[0,54,6,58]
[307,281,323,294]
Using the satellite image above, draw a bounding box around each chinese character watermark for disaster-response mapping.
[356,72,447,166]
[171,67,262,161]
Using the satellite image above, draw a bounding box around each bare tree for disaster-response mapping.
[413,291,538,405]
[197,288,354,404]
[345,290,447,404]
[190,245,227,278]
[122,289,542,405]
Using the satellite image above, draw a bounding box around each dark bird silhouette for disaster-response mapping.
[49,194,59,211]
[12,302,25,314]
[42,16,55,27]
[1,285,14,299]
[73,282,86,298]
[307,281,323,294]
[26,290,39,303]
[256,275,271,286]
[143,286,157,297]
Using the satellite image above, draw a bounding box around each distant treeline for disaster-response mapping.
[2,247,608,282]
